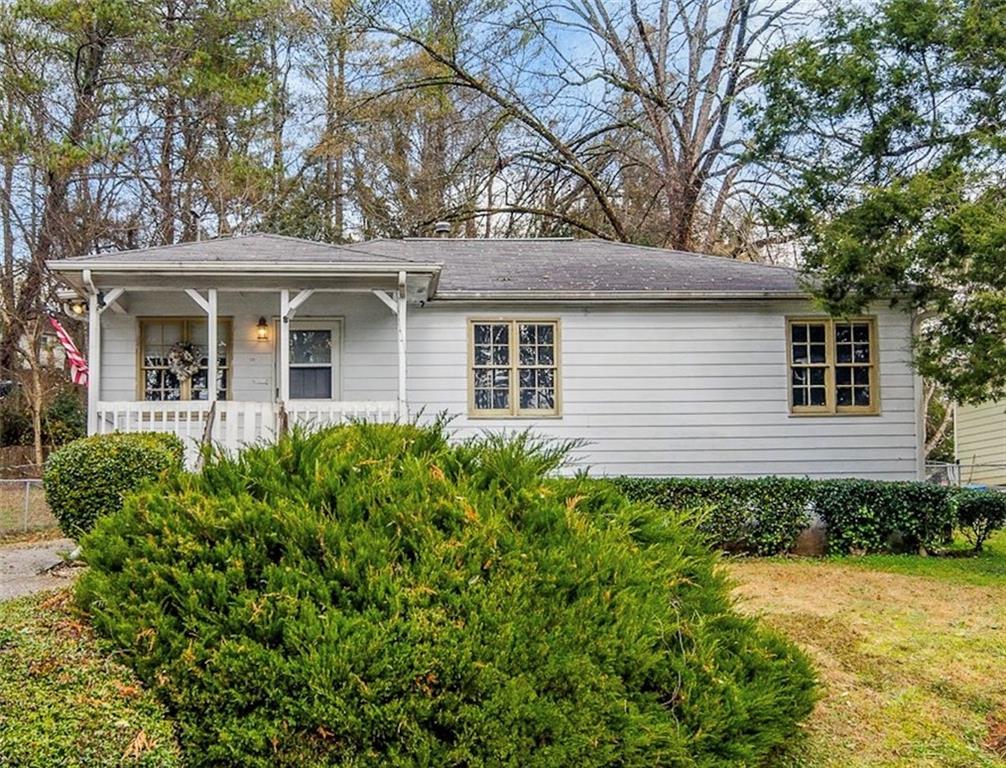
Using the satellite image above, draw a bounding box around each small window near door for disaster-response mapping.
[289,326,338,399]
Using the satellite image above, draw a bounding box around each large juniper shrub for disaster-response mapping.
[78,423,816,767]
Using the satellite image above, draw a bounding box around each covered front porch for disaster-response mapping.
[50,236,440,465]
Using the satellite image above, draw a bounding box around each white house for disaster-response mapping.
[955,401,1006,486]
[48,233,923,479]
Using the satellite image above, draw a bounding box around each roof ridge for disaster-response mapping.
[601,239,799,273]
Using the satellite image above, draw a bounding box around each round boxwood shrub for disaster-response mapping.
[955,488,1006,552]
[78,423,816,767]
[44,432,185,537]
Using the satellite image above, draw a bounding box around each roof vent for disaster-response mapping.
[433,221,451,237]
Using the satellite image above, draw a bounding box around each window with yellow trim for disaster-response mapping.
[788,317,879,414]
[469,320,559,416]
[139,318,230,401]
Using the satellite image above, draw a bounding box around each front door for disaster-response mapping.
[283,319,342,400]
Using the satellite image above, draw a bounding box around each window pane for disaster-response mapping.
[474,345,491,365]
[492,325,508,345]
[809,387,826,406]
[854,367,870,386]
[809,325,826,343]
[291,330,332,365]
[836,367,852,386]
[810,343,827,363]
[474,324,491,344]
[473,369,492,389]
[792,344,808,363]
[810,368,825,386]
[836,387,852,406]
[853,324,869,342]
[290,367,332,399]
[854,386,871,406]
[792,324,807,343]
[492,390,509,409]
[793,388,806,406]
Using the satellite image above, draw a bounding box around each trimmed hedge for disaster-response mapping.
[78,423,817,766]
[614,476,1001,556]
[613,476,815,556]
[43,432,185,537]
[813,479,954,555]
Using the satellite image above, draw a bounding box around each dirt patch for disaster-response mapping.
[0,537,79,601]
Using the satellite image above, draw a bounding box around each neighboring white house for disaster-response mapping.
[48,233,922,479]
[955,402,1006,486]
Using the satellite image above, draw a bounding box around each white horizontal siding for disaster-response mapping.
[956,401,1006,485]
[94,291,919,480]
[406,301,919,480]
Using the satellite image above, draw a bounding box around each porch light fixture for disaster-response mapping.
[256,316,269,341]
[68,298,87,316]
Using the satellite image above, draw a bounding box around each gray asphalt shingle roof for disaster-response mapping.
[57,233,419,265]
[347,238,803,297]
[52,233,804,298]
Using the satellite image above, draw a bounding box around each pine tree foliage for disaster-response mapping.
[78,422,816,767]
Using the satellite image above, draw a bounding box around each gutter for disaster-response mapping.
[47,260,441,276]
[429,290,810,302]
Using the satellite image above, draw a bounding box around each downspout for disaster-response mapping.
[912,309,937,480]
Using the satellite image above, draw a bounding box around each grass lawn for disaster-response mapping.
[730,530,1006,768]
[0,590,182,767]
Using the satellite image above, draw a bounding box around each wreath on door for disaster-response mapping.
[167,341,202,380]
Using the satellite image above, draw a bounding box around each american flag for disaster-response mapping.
[48,315,88,386]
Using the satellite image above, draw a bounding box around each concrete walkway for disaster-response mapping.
[0,537,79,600]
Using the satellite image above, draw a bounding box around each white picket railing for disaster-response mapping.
[95,399,400,466]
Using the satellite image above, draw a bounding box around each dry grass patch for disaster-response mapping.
[729,559,1006,768]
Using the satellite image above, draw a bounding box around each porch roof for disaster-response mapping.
[48,233,441,297]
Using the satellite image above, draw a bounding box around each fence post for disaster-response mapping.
[23,480,30,532]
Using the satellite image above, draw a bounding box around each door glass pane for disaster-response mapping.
[291,330,332,364]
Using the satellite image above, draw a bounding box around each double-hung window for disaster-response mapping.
[288,321,341,400]
[469,319,560,416]
[139,318,230,401]
[787,317,879,415]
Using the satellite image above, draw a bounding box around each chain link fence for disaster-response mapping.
[0,479,56,535]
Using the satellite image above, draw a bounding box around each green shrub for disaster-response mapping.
[954,488,1006,552]
[44,432,185,537]
[813,480,954,555]
[614,476,814,555]
[78,423,816,767]
[616,476,958,556]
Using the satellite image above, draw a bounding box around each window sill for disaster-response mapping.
[467,412,563,420]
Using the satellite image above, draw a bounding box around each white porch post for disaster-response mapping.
[279,289,290,403]
[86,291,100,435]
[397,271,407,419]
[207,288,218,405]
